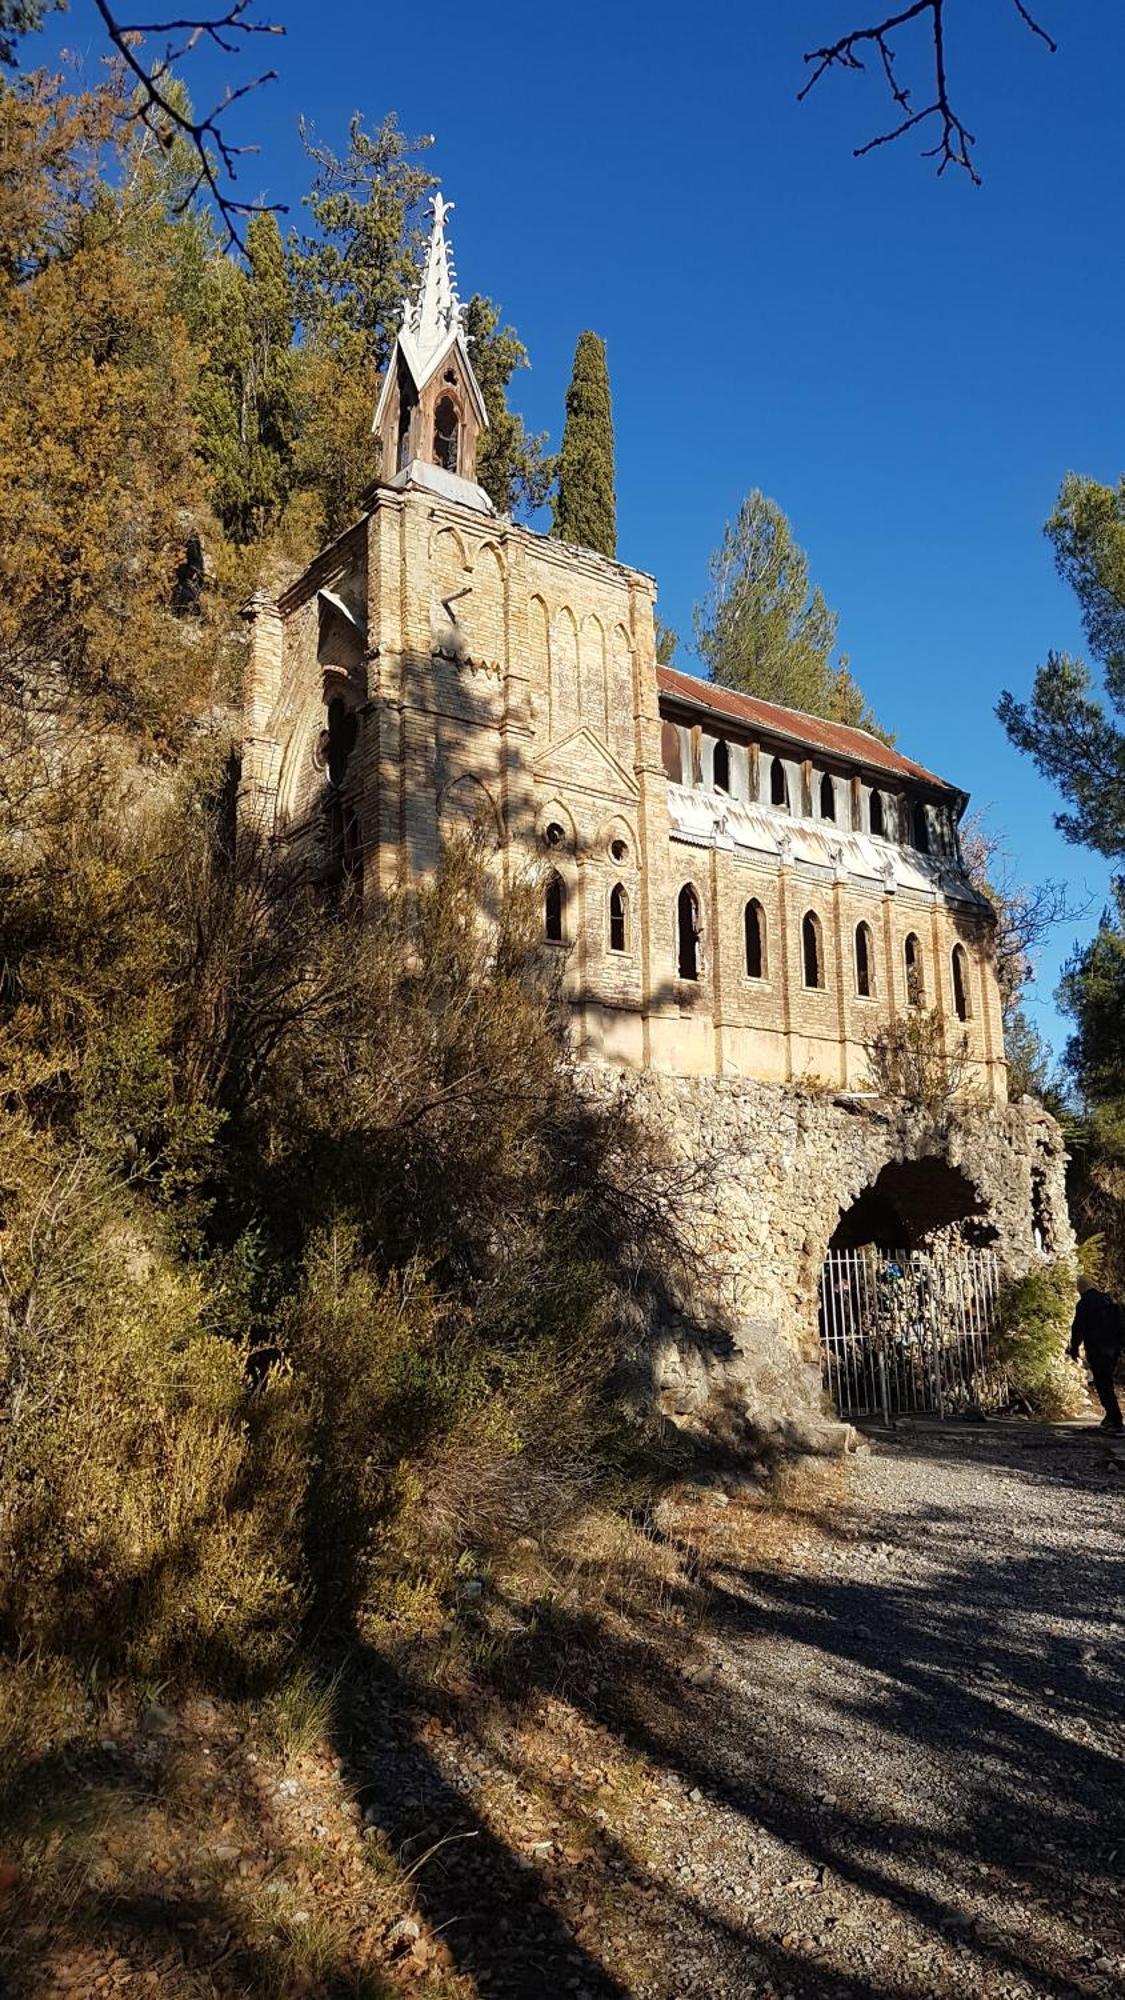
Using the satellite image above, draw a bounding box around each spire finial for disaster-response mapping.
[402,190,463,366]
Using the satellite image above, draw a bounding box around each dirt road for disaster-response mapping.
[590,1422,1125,1998]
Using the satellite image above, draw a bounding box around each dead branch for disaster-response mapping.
[799,0,1057,185]
[90,1,286,250]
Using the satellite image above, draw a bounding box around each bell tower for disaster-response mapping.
[373,195,493,513]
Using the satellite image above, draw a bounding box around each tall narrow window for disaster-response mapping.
[396,359,417,471]
[952,943,971,1021]
[661,720,683,783]
[770,756,789,809]
[905,932,924,1006]
[609,882,628,953]
[744,899,766,979]
[544,871,565,944]
[820,772,836,821]
[677,884,701,980]
[712,738,730,793]
[433,395,460,473]
[913,801,930,853]
[869,788,885,838]
[324,696,358,789]
[855,921,874,998]
[802,911,825,990]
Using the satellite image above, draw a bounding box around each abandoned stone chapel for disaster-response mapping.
[238,196,1071,1441]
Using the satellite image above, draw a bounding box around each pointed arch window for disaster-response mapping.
[855,921,875,998]
[544,871,565,945]
[952,943,972,1021]
[677,884,701,981]
[744,899,766,980]
[869,788,885,839]
[770,757,789,810]
[802,911,825,990]
[820,772,836,822]
[713,738,731,794]
[609,882,628,954]
[433,395,460,473]
[905,931,925,1006]
[661,720,684,784]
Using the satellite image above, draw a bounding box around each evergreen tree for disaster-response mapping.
[0,2,57,68]
[1001,471,1125,1274]
[287,114,549,537]
[463,293,552,518]
[825,660,888,739]
[193,212,297,544]
[289,111,437,367]
[552,331,616,559]
[0,73,212,743]
[695,490,887,736]
[654,617,680,665]
[999,472,1125,860]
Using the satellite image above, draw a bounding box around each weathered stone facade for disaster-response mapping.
[238,197,1073,1443]
[581,1069,1071,1451]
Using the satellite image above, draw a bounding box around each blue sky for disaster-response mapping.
[36,1,1125,1059]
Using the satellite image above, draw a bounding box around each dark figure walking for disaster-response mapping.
[1069,1276,1124,1432]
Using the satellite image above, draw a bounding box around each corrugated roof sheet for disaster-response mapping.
[656,666,957,794]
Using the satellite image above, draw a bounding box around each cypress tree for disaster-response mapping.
[552,331,616,559]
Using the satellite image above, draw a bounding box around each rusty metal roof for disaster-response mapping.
[656,666,958,795]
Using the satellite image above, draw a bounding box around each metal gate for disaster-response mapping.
[819,1244,1003,1421]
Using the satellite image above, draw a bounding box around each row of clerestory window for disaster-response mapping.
[662,721,946,850]
[548,874,973,1019]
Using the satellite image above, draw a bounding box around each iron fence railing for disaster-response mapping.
[819,1244,1004,1421]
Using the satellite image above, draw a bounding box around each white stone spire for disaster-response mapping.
[372,188,492,513]
[400,194,464,377]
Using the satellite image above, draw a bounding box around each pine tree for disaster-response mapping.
[463,294,552,518]
[695,491,838,712]
[552,331,616,559]
[695,490,888,738]
[654,617,680,665]
[193,212,297,545]
[287,116,549,537]
[999,471,1125,861]
[0,2,58,69]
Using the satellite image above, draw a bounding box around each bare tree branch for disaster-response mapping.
[960,810,1088,1009]
[799,0,1057,185]
[90,1,286,250]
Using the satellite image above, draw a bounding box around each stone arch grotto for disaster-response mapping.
[828,1156,994,1254]
[580,1069,1071,1453]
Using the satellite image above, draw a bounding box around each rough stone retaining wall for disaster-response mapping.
[582,1069,1073,1456]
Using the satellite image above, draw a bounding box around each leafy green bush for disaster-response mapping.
[993,1261,1086,1420]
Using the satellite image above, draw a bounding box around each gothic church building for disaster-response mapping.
[240,196,1007,1104]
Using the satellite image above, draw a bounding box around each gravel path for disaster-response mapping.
[602,1422,1125,1999]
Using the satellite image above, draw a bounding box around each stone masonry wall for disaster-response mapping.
[580,1068,1074,1456]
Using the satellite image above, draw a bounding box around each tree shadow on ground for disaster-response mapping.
[3,1426,1121,1998]
[321,1424,1124,1998]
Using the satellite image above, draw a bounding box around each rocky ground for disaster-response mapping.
[2,1422,1122,1998]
